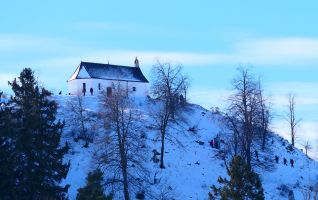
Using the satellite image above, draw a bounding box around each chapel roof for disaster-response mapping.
[68,61,149,83]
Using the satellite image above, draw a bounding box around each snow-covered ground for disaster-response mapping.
[55,95,318,200]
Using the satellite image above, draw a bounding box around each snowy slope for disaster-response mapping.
[55,95,318,200]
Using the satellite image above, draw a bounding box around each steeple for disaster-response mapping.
[134,57,139,68]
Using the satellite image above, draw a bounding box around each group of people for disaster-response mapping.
[255,151,295,167]
[275,156,295,167]
[209,136,220,149]
[208,135,296,169]
[82,88,94,96]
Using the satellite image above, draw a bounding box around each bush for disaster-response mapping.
[286,144,294,153]
[135,191,145,199]
[210,156,265,200]
[76,169,112,200]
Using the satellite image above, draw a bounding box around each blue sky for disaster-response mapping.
[1,1,318,151]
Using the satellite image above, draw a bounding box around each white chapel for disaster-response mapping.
[67,58,149,97]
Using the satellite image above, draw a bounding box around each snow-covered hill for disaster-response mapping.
[55,95,318,200]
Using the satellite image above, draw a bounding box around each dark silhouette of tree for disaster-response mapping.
[210,156,264,200]
[77,169,112,200]
[224,68,270,166]
[0,95,17,199]
[7,68,70,199]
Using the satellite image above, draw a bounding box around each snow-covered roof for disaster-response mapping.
[68,61,149,83]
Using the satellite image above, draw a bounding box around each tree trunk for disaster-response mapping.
[118,121,130,200]
[261,130,266,151]
[246,141,251,166]
[122,166,130,200]
[232,123,238,156]
[120,142,130,200]
[261,108,266,151]
[160,130,165,168]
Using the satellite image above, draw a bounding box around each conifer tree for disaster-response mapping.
[8,68,70,199]
[210,156,264,200]
[0,98,17,199]
[77,169,112,200]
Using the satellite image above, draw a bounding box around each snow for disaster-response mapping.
[61,141,94,199]
[68,65,91,81]
[54,95,318,200]
[76,66,91,79]
[68,65,81,81]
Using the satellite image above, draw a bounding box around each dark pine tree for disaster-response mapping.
[210,156,264,200]
[8,68,70,199]
[76,169,112,200]
[0,97,18,199]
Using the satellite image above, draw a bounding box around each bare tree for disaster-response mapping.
[180,77,190,104]
[68,94,94,145]
[96,83,149,200]
[256,79,271,151]
[150,60,190,168]
[285,94,301,146]
[301,140,312,156]
[302,184,318,200]
[224,68,270,166]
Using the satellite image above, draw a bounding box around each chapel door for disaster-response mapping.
[107,87,112,97]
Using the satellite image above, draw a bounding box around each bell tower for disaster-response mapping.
[134,57,139,68]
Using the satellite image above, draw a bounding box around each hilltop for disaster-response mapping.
[55,95,318,200]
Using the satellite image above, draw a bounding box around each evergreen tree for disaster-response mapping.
[0,98,17,199]
[76,169,112,200]
[8,68,70,199]
[210,156,264,200]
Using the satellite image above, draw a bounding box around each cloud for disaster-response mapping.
[3,34,318,67]
[56,37,318,67]
[0,34,62,53]
[266,82,318,107]
[79,36,318,66]
[0,34,90,55]
[24,50,231,72]
[272,120,318,160]
[188,88,233,110]
[273,120,318,144]
[234,38,318,65]
[81,51,232,66]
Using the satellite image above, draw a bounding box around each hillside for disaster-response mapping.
[55,95,318,200]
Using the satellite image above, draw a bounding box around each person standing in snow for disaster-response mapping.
[290,159,294,167]
[90,88,93,95]
[284,158,287,165]
[82,88,86,96]
[215,139,219,149]
[288,190,295,200]
[209,139,214,148]
[255,150,259,161]
[275,156,279,164]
